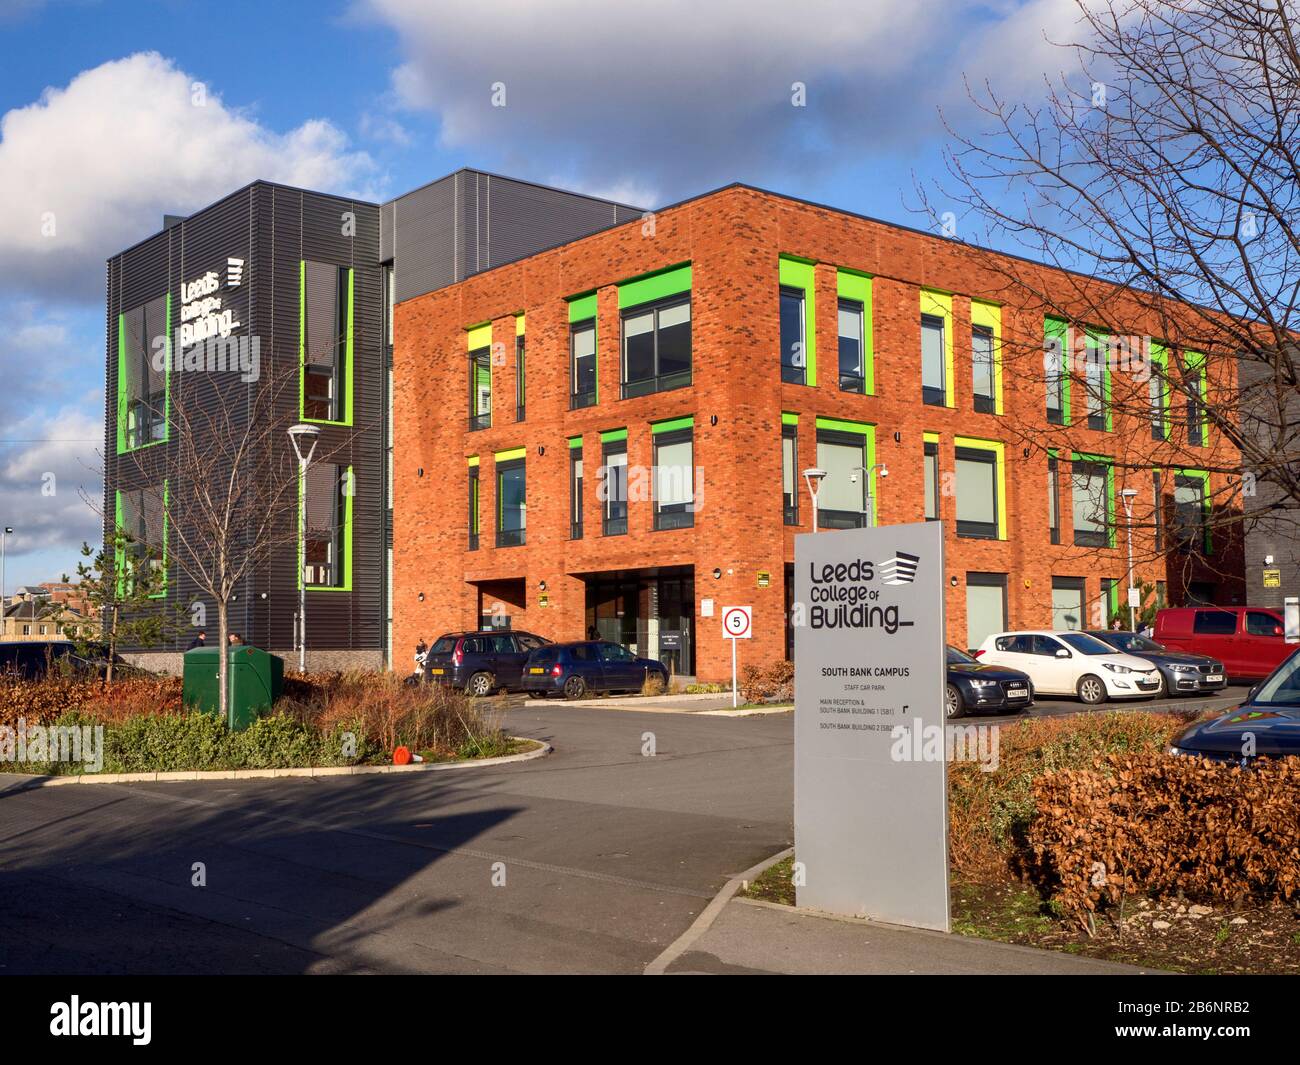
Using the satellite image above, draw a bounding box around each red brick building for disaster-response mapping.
[392,184,1244,682]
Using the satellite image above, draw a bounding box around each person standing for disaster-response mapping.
[186,631,207,651]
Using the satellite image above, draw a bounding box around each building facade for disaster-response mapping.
[391,184,1245,682]
[104,170,641,671]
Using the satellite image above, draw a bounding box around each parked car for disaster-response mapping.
[0,640,76,680]
[1169,647,1300,763]
[1085,630,1226,697]
[974,630,1161,704]
[1154,606,1291,681]
[520,640,669,699]
[423,630,551,695]
[944,645,1033,718]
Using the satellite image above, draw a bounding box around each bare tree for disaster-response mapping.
[921,0,1300,585]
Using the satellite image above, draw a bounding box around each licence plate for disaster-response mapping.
[1205,674,1223,683]
[1007,687,1028,697]
[430,668,444,675]
[529,667,545,674]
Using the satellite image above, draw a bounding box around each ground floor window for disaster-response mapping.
[1051,576,1086,630]
[965,573,1007,651]
[585,567,695,676]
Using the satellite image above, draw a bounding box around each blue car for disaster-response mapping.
[520,640,669,699]
[1169,646,1300,764]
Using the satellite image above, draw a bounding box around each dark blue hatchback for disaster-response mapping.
[1170,645,1300,764]
[520,641,669,699]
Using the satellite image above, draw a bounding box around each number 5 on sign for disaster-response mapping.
[721,606,752,708]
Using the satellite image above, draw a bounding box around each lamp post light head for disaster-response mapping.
[1120,488,1138,499]
[803,467,827,487]
[287,423,322,464]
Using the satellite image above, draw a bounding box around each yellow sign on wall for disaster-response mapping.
[1263,569,1281,588]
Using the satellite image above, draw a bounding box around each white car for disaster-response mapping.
[974,630,1162,704]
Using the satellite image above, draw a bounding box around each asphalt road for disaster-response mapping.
[0,688,1247,974]
[0,707,793,975]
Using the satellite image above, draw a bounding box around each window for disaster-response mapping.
[496,459,526,548]
[921,313,946,405]
[1048,455,1060,544]
[780,286,806,384]
[622,296,691,398]
[601,438,628,536]
[1192,610,1235,635]
[468,465,480,550]
[383,264,394,352]
[965,573,1008,651]
[119,294,168,450]
[1084,332,1107,430]
[303,262,349,422]
[1246,611,1282,637]
[570,443,583,540]
[468,346,491,430]
[815,429,867,530]
[1071,459,1110,548]
[117,485,166,594]
[1153,471,1164,551]
[653,428,694,530]
[1052,577,1087,630]
[782,423,799,525]
[955,446,998,539]
[304,463,348,587]
[570,320,596,409]
[924,441,940,521]
[1149,346,1167,440]
[1173,473,1206,552]
[1186,357,1206,445]
[972,325,995,413]
[516,334,526,421]
[1045,318,1067,424]
[838,299,865,392]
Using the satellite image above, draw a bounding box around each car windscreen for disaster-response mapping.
[946,646,976,665]
[1251,651,1300,705]
[1106,633,1166,654]
[1059,632,1115,655]
[430,636,458,654]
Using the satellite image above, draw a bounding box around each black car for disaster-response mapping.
[1086,630,1226,697]
[520,640,669,699]
[945,645,1033,718]
[0,640,76,680]
[1169,648,1300,764]
[423,630,551,695]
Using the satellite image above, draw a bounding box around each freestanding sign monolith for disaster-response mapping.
[793,521,949,931]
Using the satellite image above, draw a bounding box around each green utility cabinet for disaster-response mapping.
[182,646,285,730]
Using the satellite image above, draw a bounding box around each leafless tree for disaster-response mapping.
[921,0,1300,586]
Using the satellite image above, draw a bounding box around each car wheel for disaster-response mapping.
[1077,674,1106,705]
[466,672,495,697]
[526,691,545,700]
[945,683,964,719]
[1154,671,1168,698]
[563,675,587,699]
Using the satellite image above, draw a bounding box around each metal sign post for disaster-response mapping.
[722,605,752,708]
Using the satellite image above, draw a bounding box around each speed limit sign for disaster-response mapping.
[722,605,752,639]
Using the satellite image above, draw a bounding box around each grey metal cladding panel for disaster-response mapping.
[118,231,171,311]
[389,175,458,302]
[481,174,632,274]
[380,199,396,262]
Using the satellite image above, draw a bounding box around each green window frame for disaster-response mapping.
[1184,352,1208,446]
[837,269,874,394]
[116,293,171,453]
[1045,317,1070,424]
[1083,328,1111,431]
[780,257,816,385]
[299,260,355,425]
[569,293,598,409]
[1172,468,1212,553]
[1070,452,1115,548]
[299,463,353,591]
[114,482,168,598]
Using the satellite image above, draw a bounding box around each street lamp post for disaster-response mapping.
[288,425,322,673]
[802,468,827,533]
[851,464,889,527]
[1120,488,1139,631]
[0,526,12,618]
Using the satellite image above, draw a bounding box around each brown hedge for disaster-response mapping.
[739,659,794,703]
[1026,753,1300,925]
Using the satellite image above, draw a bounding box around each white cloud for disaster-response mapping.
[362,0,1089,203]
[0,51,376,301]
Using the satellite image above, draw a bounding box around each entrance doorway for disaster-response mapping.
[583,566,695,677]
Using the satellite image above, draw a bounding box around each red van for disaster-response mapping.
[1153,607,1296,680]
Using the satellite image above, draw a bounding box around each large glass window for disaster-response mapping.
[921,313,946,405]
[838,299,865,393]
[1051,577,1086,630]
[965,573,1007,651]
[570,445,583,540]
[117,485,166,591]
[1173,473,1206,552]
[1149,360,1165,440]
[1084,333,1107,430]
[601,439,628,536]
[305,462,346,587]
[303,262,349,422]
[570,320,596,409]
[816,430,867,530]
[516,335,526,421]
[972,325,995,413]
[468,465,480,551]
[1186,363,1205,445]
[955,446,998,539]
[653,429,694,530]
[924,441,939,521]
[622,297,691,398]
[1045,319,1066,424]
[469,346,492,431]
[496,460,526,548]
[120,294,168,450]
[782,424,798,525]
[1071,459,1110,548]
[780,286,806,384]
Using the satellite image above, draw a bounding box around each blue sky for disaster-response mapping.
[0,0,1079,590]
